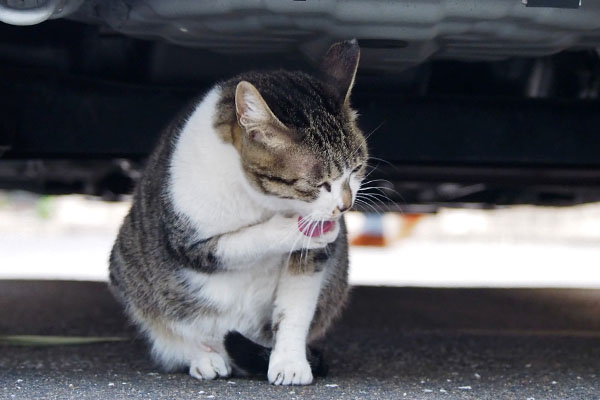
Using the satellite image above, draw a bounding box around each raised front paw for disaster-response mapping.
[268,353,313,386]
[264,214,305,251]
[304,220,340,250]
[189,352,232,380]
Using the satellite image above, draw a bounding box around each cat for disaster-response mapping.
[109,39,368,386]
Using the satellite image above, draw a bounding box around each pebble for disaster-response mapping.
[458,386,472,390]
[325,384,339,388]
[108,383,115,387]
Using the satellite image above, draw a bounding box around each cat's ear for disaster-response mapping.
[235,81,290,148]
[235,81,291,148]
[320,39,360,105]
[235,81,286,130]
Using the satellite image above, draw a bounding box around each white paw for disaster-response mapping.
[305,221,340,250]
[268,354,313,386]
[265,213,341,252]
[189,352,232,380]
[265,214,305,251]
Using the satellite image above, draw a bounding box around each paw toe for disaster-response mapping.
[268,358,313,386]
[189,353,231,381]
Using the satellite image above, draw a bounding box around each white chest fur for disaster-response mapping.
[168,86,271,239]
[181,259,282,344]
[167,86,283,343]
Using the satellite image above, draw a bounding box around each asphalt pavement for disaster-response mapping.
[1,280,600,399]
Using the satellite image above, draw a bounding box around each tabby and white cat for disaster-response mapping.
[109,40,368,386]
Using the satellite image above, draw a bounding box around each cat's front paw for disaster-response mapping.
[305,220,340,250]
[265,214,307,251]
[268,353,313,386]
[189,352,232,380]
[265,214,340,253]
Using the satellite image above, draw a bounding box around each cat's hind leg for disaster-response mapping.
[189,350,232,380]
[142,318,232,380]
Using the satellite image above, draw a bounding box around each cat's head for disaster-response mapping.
[234,40,367,221]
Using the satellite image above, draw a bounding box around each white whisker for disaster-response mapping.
[357,193,388,211]
[353,198,381,214]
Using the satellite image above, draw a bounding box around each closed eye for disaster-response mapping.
[352,164,363,174]
[319,182,332,192]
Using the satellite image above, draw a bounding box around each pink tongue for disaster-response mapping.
[298,217,335,237]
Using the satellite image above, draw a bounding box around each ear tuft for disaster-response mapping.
[320,39,360,104]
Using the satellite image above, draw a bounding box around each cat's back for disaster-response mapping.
[107,92,200,312]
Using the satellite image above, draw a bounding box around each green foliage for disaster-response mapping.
[0,335,128,347]
[36,196,55,219]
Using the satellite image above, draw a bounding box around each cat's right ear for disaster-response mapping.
[235,81,290,148]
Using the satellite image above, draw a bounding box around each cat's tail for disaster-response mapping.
[224,331,328,378]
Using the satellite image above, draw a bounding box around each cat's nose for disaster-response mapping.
[336,204,350,213]
[339,181,352,213]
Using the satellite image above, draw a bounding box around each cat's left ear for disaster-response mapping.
[320,39,360,105]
